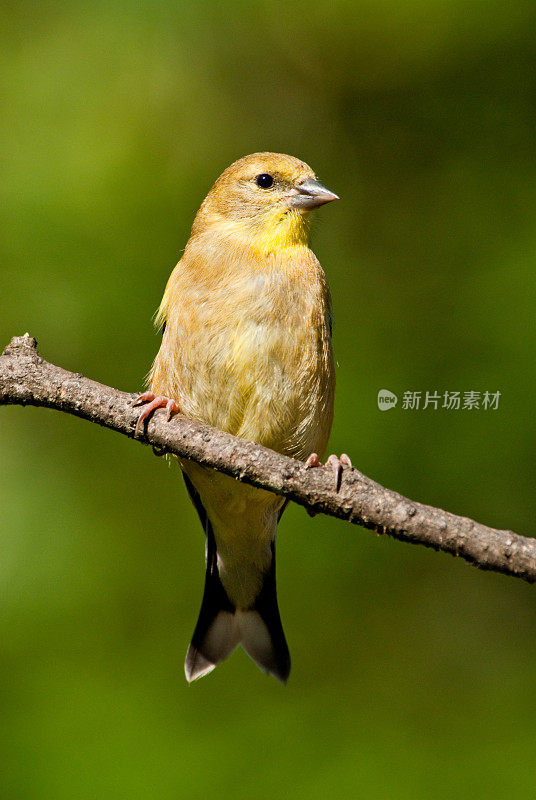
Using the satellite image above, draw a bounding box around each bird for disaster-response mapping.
[133,152,349,683]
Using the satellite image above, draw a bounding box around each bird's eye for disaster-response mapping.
[255,173,274,189]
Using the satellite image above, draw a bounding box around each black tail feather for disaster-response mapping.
[182,473,290,683]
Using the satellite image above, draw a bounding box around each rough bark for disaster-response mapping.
[1,333,534,583]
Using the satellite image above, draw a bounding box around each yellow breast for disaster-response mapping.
[150,231,334,461]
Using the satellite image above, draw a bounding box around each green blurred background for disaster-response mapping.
[1,1,536,797]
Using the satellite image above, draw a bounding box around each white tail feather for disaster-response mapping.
[236,611,274,673]
[185,611,240,683]
[185,609,287,683]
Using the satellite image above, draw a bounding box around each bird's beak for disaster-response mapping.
[290,178,339,210]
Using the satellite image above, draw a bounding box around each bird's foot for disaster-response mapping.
[131,391,180,438]
[305,453,323,469]
[305,451,352,492]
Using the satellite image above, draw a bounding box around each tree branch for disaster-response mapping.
[1,333,534,583]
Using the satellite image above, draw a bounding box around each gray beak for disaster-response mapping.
[291,178,339,210]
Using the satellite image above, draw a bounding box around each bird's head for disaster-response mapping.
[191,153,338,253]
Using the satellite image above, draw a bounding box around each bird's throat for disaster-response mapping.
[208,206,310,255]
[253,207,310,254]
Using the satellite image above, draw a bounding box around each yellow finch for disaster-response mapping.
[134,153,346,683]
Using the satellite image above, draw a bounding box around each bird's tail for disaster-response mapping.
[184,524,290,684]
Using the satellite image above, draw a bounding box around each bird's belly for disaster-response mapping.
[182,314,331,460]
[151,260,334,461]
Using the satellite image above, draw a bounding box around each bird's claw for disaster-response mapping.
[305,451,352,492]
[326,453,352,491]
[305,452,322,469]
[131,391,180,438]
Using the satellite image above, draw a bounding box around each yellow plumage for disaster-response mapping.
[144,152,337,682]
